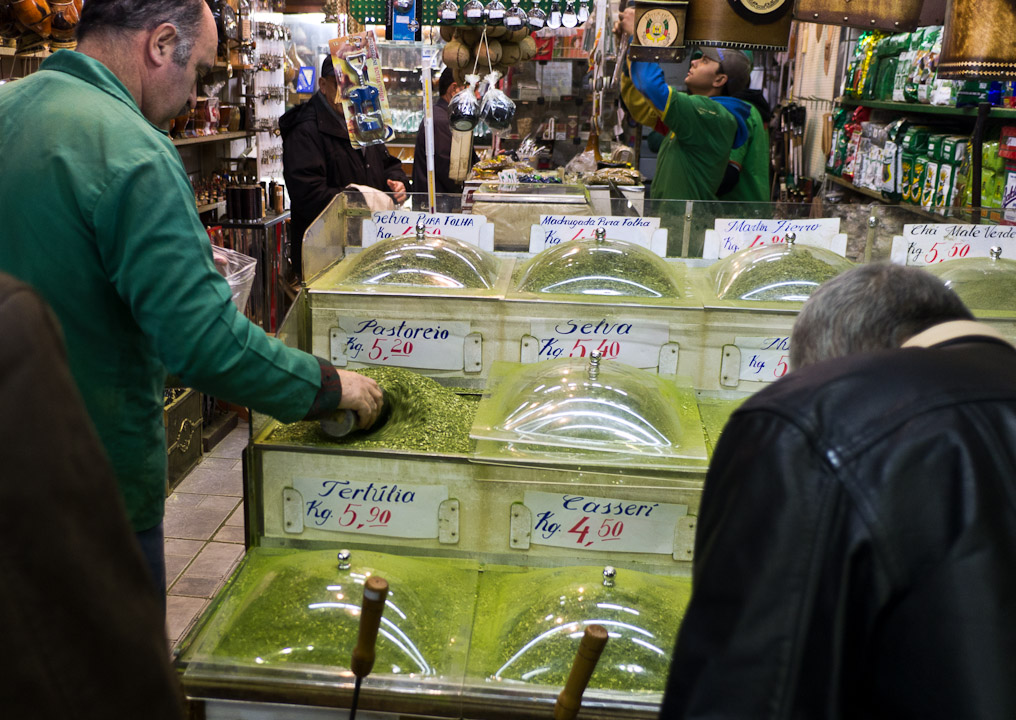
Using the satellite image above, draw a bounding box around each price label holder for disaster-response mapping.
[283,478,459,543]
[362,210,494,252]
[510,491,692,560]
[703,217,845,260]
[719,335,791,387]
[528,215,667,256]
[890,223,1016,266]
[330,318,482,373]
[520,319,677,373]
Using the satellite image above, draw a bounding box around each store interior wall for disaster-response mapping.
[791,22,843,180]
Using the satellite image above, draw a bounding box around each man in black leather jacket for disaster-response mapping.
[280,54,409,280]
[662,263,1016,720]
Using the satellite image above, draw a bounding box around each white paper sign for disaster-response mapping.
[703,217,843,259]
[528,319,669,368]
[525,490,687,555]
[735,336,791,383]
[529,214,668,256]
[890,223,1016,265]
[362,211,494,252]
[338,317,470,370]
[293,477,448,538]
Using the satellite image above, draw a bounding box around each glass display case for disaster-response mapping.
[179,197,1016,719]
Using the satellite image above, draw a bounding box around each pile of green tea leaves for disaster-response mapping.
[722,250,842,302]
[268,367,479,454]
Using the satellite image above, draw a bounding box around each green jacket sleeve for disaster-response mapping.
[92,148,321,423]
[661,91,736,150]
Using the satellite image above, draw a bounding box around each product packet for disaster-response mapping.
[328,33,393,147]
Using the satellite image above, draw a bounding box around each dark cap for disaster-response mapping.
[694,47,752,95]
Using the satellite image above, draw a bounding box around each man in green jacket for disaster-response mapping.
[618,9,751,203]
[0,0,382,604]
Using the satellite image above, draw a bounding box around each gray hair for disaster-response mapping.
[790,263,974,370]
[77,0,207,67]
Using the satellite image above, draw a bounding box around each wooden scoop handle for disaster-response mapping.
[351,575,389,679]
[554,624,609,720]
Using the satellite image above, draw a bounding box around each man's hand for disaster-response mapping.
[336,370,383,428]
[618,7,635,38]
[387,179,407,203]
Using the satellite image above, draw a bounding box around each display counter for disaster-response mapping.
[177,194,1015,718]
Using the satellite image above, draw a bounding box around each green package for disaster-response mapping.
[935,162,956,210]
[902,126,930,155]
[921,159,940,209]
[927,134,946,161]
[956,80,991,107]
[911,155,929,204]
[901,153,916,203]
[940,135,968,164]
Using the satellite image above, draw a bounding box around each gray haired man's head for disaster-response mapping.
[790,263,974,370]
[78,0,207,66]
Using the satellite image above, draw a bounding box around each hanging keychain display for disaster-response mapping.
[547,0,563,28]
[437,0,459,23]
[463,0,485,24]
[561,0,578,27]
[505,0,528,30]
[528,0,548,28]
[328,33,394,147]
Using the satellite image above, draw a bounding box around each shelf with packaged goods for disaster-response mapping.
[0,45,50,58]
[172,131,253,147]
[837,96,1016,120]
[196,200,226,215]
[825,174,972,222]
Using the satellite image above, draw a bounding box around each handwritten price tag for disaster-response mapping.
[528,319,669,369]
[890,224,1016,266]
[735,336,791,383]
[524,490,687,555]
[529,215,666,255]
[703,218,843,259]
[338,317,469,370]
[362,211,494,251]
[293,477,448,538]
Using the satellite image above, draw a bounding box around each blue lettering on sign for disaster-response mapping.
[306,499,333,526]
[539,337,564,359]
[316,479,416,503]
[553,319,633,336]
[350,319,451,340]
[561,494,658,517]
[761,337,790,351]
[534,510,561,539]
[748,354,766,374]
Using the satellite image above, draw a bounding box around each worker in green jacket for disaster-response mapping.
[0,0,383,605]
[618,9,751,202]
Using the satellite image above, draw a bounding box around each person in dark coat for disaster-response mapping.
[0,272,184,719]
[280,54,409,280]
[412,67,474,211]
[662,263,1016,720]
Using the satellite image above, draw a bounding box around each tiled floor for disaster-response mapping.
[165,421,249,648]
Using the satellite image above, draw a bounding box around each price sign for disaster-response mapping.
[524,491,687,555]
[337,317,470,370]
[528,319,669,368]
[362,211,494,251]
[735,336,791,383]
[704,218,843,259]
[293,477,448,539]
[529,215,666,255]
[890,224,1016,266]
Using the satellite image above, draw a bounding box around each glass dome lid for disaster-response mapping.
[515,230,682,298]
[470,355,708,467]
[927,245,1016,311]
[711,234,853,302]
[180,548,476,681]
[330,220,499,290]
[468,564,691,693]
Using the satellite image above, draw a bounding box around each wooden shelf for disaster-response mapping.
[825,175,971,222]
[837,96,1016,120]
[0,45,50,58]
[173,131,252,147]
[196,200,226,215]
